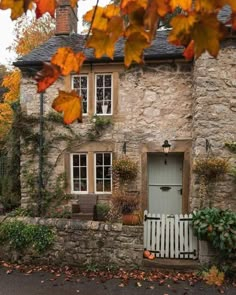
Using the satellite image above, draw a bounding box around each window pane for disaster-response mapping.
[104,167,111,178]
[96,180,103,192]
[104,153,111,165]
[104,180,111,192]
[96,75,103,87]
[105,75,111,87]
[96,88,103,101]
[73,77,80,88]
[96,154,103,165]
[96,167,103,178]
[81,76,87,88]
[104,88,111,100]
[80,179,87,191]
[81,167,87,178]
[80,155,86,166]
[73,179,80,191]
[73,167,80,178]
[81,88,87,99]
[73,155,80,166]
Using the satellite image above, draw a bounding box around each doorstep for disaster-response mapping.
[142,258,200,272]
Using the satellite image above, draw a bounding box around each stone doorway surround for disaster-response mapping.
[140,139,192,214]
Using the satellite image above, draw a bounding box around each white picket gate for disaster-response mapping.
[143,210,198,259]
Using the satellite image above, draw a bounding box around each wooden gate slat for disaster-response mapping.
[160,215,165,258]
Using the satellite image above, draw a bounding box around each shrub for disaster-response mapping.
[111,192,140,214]
[95,203,110,221]
[0,220,54,253]
[112,156,138,181]
[192,208,236,257]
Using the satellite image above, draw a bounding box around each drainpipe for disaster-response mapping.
[38,92,44,216]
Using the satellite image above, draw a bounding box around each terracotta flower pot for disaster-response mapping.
[122,213,140,225]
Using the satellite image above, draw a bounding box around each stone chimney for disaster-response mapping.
[55,0,78,35]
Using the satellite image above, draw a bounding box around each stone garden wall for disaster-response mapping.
[0,217,143,268]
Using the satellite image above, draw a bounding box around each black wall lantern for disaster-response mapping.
[162,140,171,164]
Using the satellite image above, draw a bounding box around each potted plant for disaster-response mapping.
[111,191,141,225]
[112,156,138,182]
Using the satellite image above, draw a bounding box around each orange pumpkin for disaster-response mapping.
[148,253,155,260]
[143,250,151,258]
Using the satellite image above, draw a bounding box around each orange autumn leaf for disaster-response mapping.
[2,70,21,103]
[34,0,57,18]
[86,29,117,59]
[70,0,77,8]
[84,6,108,31]
[183,40,195,59]
[35,62,60,93]
[103,4,120,19]
[124,32,150,67]
[0,0,33,20]
[169,0,192,11]
[203,266,225,287]
[0,103,13,140]
[51,48,86,76]
[52,90,82,124]
[121,0,148,14]
[192,14,227,58]
[144,1,159,37]
[154,0,171,17]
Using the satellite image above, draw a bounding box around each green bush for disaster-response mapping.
[192,208,236,257]
[95,203,110,221]
[0,220,54,253]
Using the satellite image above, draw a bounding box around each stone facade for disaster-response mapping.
[191,46,236,211]
[19,45,236,213]
[0,217,143,268]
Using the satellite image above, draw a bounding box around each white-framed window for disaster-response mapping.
[95,152,112,193]
[71,153,88,193]
[95,74,112,115]
[72,75,88,114]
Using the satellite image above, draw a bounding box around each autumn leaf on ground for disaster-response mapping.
[0,0,33,20]
[52,90,82,124]
[51,48,86,76]
[35,62,60,93]
[34,0,57,18]
[203,265,224,287]
[124,32,150,67]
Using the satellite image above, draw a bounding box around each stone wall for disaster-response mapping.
[0,217,143,268]
[19,62,193,210]
[191,45,236,211]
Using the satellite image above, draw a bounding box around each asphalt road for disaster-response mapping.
[0,267,235,295]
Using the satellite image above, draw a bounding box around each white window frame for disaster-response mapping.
[94,152,112,194]
[72,75,89,115]
[95,73,113,116]
[70,153,88,194]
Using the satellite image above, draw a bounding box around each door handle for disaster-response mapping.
[178,188,182,195]
[160,186,171,191]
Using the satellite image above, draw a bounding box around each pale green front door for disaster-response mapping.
[148,153,183,214]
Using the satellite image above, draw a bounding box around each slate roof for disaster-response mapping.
[14,5,232,69]
[14,30,184,69]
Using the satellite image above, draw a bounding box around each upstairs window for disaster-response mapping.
[72,75,88,114]
[95,152,112,193]
[71,153,88,193]
[95,74,112,115]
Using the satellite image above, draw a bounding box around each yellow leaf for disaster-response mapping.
[2,70,21,103]
[86,29,116,59]
[154,0,171,17]
[124,32,150,67]
[169,0,192,11]
[121,0,148,14]
[0,0,33,20]
[192,14,226,58]
[83,6,108,31]
[70,0,77,7]
[103,4,120,19]
[52,90,82,124]
[51,48,86,76]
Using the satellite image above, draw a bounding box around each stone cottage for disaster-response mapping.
[14,1,236,217]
